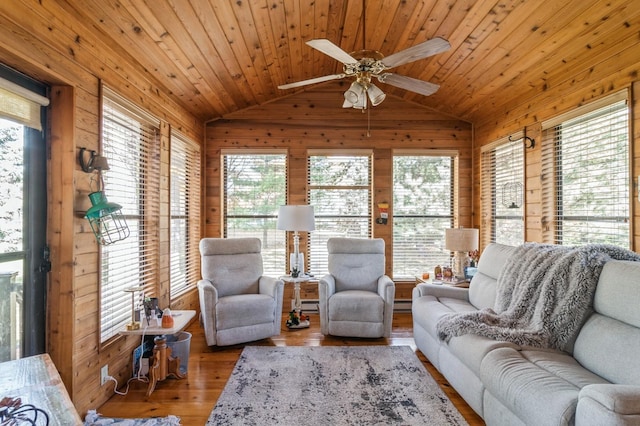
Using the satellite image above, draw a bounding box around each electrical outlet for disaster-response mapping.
[100,364,109,385]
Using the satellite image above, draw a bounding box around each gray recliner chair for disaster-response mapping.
[197,237,284,346]
[318,237,395,338]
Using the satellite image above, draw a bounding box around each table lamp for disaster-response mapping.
[124,286,144,330]
[277,205,315,277]
[445,228,479,278]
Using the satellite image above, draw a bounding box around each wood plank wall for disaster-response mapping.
[204,81,474,279]
[471,35,640,251]
[0,1,203,416]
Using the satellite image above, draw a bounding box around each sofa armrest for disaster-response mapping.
[412,283,470,302]
[197,279,219,346]
[318,275,336,335]
[576,384,640,424]
[259,275,284,298]
[318,274,336,299]
[377,275,395,301]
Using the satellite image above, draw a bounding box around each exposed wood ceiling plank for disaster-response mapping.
[123,0,233,114]
[456,0,628,119]
[445,0,598,113]
[61,0,217,117]
[210,1,271,104]
[229,0,280,101]
[465,0,640,122]
[36,0,638,124]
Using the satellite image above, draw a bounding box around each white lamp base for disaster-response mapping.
[290,252,304,276]
[452,251,468,278]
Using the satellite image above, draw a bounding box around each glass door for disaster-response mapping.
[0,66,48,361]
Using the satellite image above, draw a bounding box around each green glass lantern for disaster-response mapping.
[84,191,130,245]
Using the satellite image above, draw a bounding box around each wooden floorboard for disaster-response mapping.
[97,312,485,425]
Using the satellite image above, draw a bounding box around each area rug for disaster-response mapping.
[208,346,468,425]
[84,410,181,425]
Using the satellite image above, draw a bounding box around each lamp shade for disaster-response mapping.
[277,205,315,231]
[344,81,364,104]
[367,83,386,106]
[85,191,130,245]
[445,228,479,252]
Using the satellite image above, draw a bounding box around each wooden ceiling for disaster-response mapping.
[59,0,637,124]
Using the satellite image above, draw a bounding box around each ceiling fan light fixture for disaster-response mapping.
[344,81,365,104]
[367,83,386,106]
[352,93,368,110]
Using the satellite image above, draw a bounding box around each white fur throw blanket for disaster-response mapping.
[436,243,640,352]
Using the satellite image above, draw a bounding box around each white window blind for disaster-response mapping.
[100,86,160,343]
[308,152,372,276]
[222,152,287,276]
[0,76,49,131]
[541,94,629,247]
[392,154,453,279]
[170,131,201,299]
[480,139,525,246]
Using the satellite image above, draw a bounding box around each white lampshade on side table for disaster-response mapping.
[277,205,315,276]
[445,228,479,278]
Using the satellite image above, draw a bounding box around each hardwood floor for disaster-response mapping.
[98,312,485,425]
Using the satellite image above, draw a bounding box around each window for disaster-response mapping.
[222,152,286,276]
[100,86,160,343]
[541,92,629,247]
[170,131,201,298]
[308,152,372,276]
[481,138,525,246]
[392,153,454,279]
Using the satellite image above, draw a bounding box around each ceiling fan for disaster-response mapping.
[278,36,451,109]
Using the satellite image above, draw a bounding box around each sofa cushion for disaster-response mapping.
[468,243,516,309]
[200,238,263,297]
[481,347,609,425]
[412,295,477,339]
[328,290,384,322]
[215,294,275,330]
[448,334,519,375]
[327,238,385,293]
[572,259,640,386]
[574,314,640,386]
[592,260,640,328]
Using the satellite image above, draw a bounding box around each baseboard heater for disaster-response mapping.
[290,299,412,313]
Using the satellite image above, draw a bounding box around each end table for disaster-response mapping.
[119,309,195,395]
[279,275,312,329]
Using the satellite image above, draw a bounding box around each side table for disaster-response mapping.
[0,353,83,425]
[279,275,313,329]
[119,309,195,396]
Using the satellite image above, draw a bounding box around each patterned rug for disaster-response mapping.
[84,410,181,425]
[208,346,468,425]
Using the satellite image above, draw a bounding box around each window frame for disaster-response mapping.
[221,150,287,276]
[541,90,630,248]
[169,130,201,299]
[480,136,525,247]
[99,85,161,344]
[391,151,456,280]
[307,150,373,276]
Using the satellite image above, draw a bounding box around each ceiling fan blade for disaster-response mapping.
[278,73,346,90]
[376,73,440,97]
[306,39,358,64]
[381,37,451,69]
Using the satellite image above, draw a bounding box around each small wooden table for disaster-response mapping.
[120,309,195,396]
[0,353,83,425]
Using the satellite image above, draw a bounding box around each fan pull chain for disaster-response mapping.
[367,102,371,137]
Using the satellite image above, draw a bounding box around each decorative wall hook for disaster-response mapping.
[78,147,129,245]
[79,147,110,173]
[509,134,535,149]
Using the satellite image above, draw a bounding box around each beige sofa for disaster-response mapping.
[412,243,640,425]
